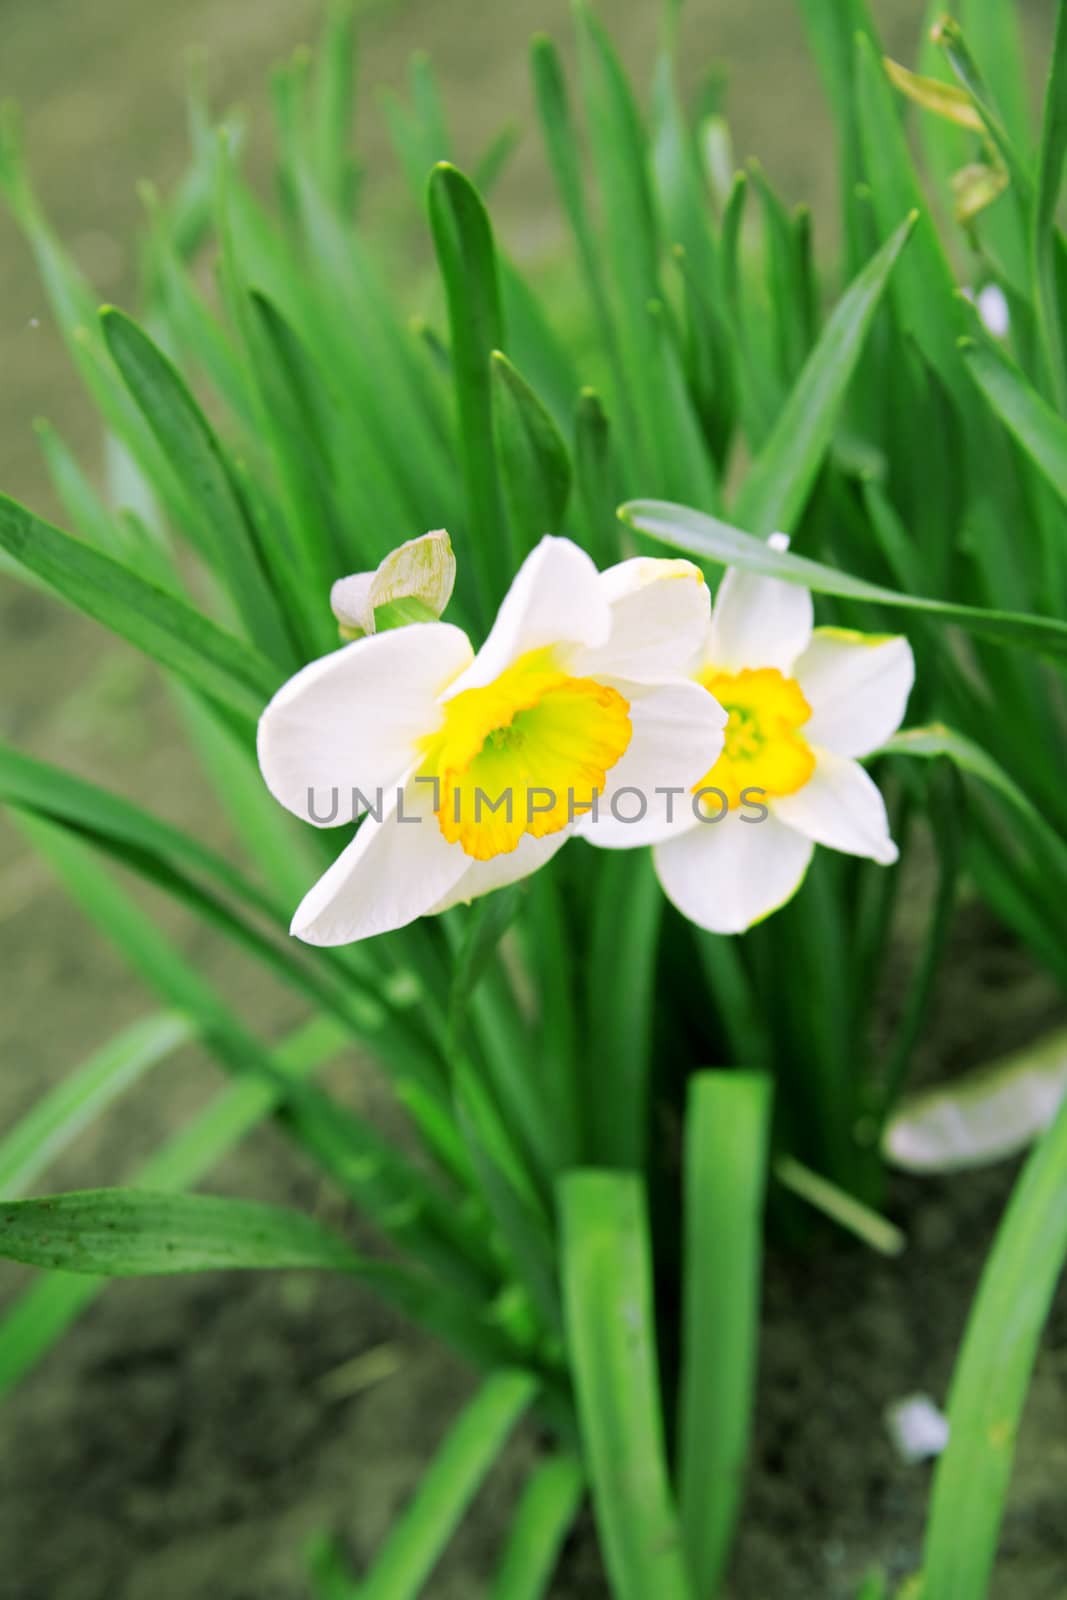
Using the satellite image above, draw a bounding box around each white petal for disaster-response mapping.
[431,829,571,914]
[977,284,1010,339]
[572,557,711,681]
[291,777,469,944]
[258,623,473,826]
[579,680,726,847]
[653,810,814,934]
[704,559,813,674]
[329,571,376,636]
[446,537,610,695]
[771,748,898,865]
[794,628,914,758]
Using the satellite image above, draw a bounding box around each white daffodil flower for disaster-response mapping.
[259,536,725,945]
[652,535,914,935]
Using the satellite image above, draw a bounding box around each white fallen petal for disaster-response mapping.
[884,1027,1067,1173]
[977,283,1010,339]
[771,748,898,865]
[794,628,915,759]
[884,1394,950,1464]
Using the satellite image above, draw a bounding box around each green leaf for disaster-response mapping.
[882,724,1062,843]
[733,212,916,534]
[677,1072,773,1597]
[0,739,282,922]
[101,307,297,664]
[919,1085,1067,1598]
[357,1370,539,1600]
[0,493,280,719]
[530,35,634,456]
[12,811,488,1295]
[490,349,572,562]
[773,1156,906,1256]
[960,332,1067,510]
[489,1455,585,1600]
[574,387,619,567]
[0,1188,363,1276]
[1033,2,1067,412]
[0,1013,193,1199]
[572,2,664,484]
[852,32,964,387]
[428,162,506,619]
[311,1,358,213]
[794,0,880,273]
[622,500,1067,664]
[33,417,126,559]
[560,1171,694,1600]
[0,1015,348,1393]
[584,852,662,1169]
[854,1571,889,1600]
[959,0,1031,152]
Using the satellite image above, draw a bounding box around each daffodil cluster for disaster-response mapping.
[258,532,914,944]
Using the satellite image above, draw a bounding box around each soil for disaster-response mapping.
[0,1,1064,1597]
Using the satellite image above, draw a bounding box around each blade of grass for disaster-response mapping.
[622,500,1067,663]
[677,1071,773,1597]
[356,1370,539,1600]
[1033,2,1067,413]
[560,1171,694,1600]
[584,852,662,1169]
[732,212,916,534]
[0,1013,193,1199]
[490,349,572,563]
[0,493,279,719]
[428,162,506,619]
[0,1015,340,1393]
[574,388,619,568]
[919,1085,1067,1598]
[960,0,1031,153]
[773,1156,906,1256]
[13,810,494,1293]
[0,1187,365,1276]
[852,32,964,388]
[101,306,297,664]
[489,1455,585,1600]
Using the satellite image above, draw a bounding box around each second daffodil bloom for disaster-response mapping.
[652,535,915,935]
[258,536,725,944]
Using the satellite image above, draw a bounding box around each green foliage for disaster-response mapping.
[1,2,1065,1595]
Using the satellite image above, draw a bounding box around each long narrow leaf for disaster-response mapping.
[489,1455,585,1600]
[0,1013,193,1199]
[677,1071,773,1596]
[0,494,279,718]
[560,1171,693,1600]
[920,1087,1067,1597]
[0,1188,364,1276]
[357,1370,539,1600]
[622,501,1067,663]
[733,213,915,534]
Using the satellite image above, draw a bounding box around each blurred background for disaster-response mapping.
[0,3,1061,1598]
